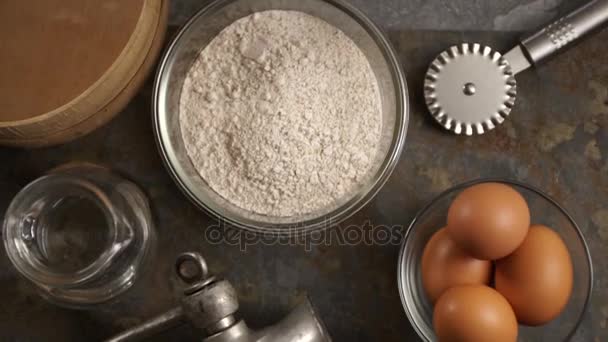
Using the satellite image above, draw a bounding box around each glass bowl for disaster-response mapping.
[398,179,593,341]
[153,0,408,235]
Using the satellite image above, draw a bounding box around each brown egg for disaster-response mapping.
[433,285,518,342]
[447,182,530,260]
[421,228,492,303]
[495,224,573,326]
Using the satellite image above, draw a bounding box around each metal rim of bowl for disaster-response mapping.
[152,0,409,236]
[397,178,594,341]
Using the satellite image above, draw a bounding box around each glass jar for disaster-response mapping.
[2,163,155,308]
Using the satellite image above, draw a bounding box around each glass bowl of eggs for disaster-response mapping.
[398,179,593,341]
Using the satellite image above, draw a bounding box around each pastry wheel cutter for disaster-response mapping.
[425,0,608,135]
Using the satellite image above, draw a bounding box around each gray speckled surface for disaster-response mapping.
[1,1,607,341]
[171,0,588,30]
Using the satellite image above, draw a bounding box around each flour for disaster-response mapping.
[180,10,382,217]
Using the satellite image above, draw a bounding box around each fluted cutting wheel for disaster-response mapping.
[424,43,517,136]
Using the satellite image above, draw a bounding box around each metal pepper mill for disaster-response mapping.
[106,252,332,342]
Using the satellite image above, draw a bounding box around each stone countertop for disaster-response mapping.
[1,0,607,341]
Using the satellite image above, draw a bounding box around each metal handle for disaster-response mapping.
[521,0,608,65]
[105,307,185,342]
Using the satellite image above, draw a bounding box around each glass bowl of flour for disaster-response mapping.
[153,0,408,235]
